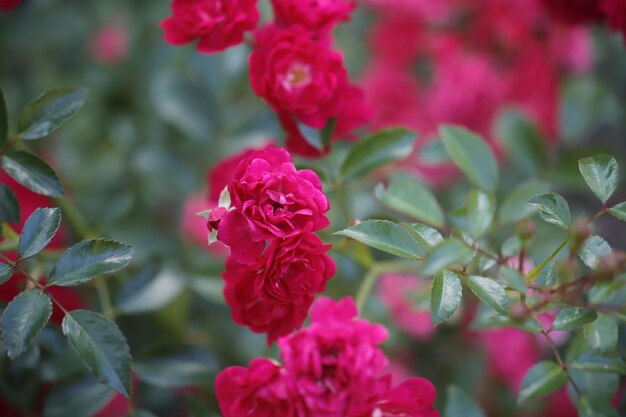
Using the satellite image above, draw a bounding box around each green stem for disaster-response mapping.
[95,278,116,320]
[526,236,570,282]
[356,268,379,313]
[55,198,96,239]
[355,260,420,312]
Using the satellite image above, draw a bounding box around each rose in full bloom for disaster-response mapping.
[270,0,356,33]
[215,297,440,417]
[215,358,295,417]
[161,0,260,53]
[217,146,330,261]
[222,233,335,344]
[0,0,20,12]
[249,24,349,129]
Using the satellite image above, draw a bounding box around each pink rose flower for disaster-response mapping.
[249,24,349,129]
[217,146,330,261]
[161,0,260,53]
[215,358,295,417]
[222,233,335,344]
[89,20,129,64]
[215,297,440,417]
[270,0,355,33]
[378,274,436,340]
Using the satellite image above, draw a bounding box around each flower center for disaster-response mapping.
[282,62,312,90]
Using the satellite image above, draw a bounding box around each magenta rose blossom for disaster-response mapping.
[222,233,335,344]
[270,0,356,33]
[217,146,330,261]
[215,297,440,417]
[215,358,296,417]
[161,0,260,53]
[601,0,626,39]
[249,24,349,129]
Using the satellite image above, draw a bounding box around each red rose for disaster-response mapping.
[540,0,605,24]
[222,232,335,344]
[217,146,329,262]
[601,0,626,39]
[215,358,295,417]
[270,0,355,33]
[161,0,260,53]
[249,24,349,129]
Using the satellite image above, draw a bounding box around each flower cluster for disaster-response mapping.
[160,0,370,157]
[207,146,335,344]
[215,297,439,417]
[361,0,592,185]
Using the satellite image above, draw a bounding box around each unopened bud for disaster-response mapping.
[556,258,579,284]
[509,304,529,322]
[571,218,592,251]
[594,252,626,281]
[516,219,536,241]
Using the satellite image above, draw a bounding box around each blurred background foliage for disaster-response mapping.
[1,0,626,416]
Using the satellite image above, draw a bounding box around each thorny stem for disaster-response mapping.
[530,312,582,399]
[0,254,71,317]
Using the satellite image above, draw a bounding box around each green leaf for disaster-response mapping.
[552,307,598,331]
[0,88,7,147]
[134,348,216,388]
[116,268,184,315]
[444,386,486,417]
[440,125,498,192]
[341,128,416,179]
[430,271,462,326]
[467,189,495,238]
[404,223,444,250]
[375,174,444,227]
[420,239,472,276]
[578,154,619,204]
[518,361,568,404]
[0,183,20,223]
[43,378,115,417]
[1,289,52,359]
[48,239,134,287]
[499,266,527,292]
[527,193,571,230]
[570,350,626,374]
[1,151,63,197]
[584,314,618,350]
[335,220,423,259]
[18,87,88,140]
[62,310,132,396]
[608,202,626,221]
[0,262,12,285]
[18,207,61,260]
[466,276,509,314]
[498,180,550,224]
[578,397,620,417]
[579,235,612,269]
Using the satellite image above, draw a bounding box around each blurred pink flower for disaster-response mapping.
[89,20,129,64]
[0,0,19,12]
[378,274,435,340]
